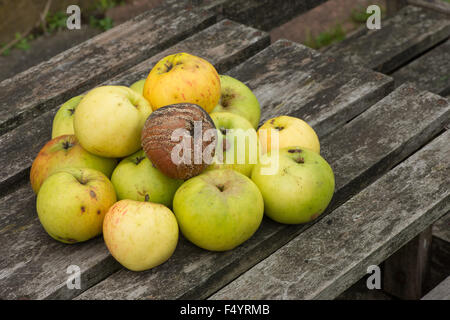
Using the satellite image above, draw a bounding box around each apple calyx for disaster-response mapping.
[133,155,146,165]
[62,140,74,150]
[216,184,225,192]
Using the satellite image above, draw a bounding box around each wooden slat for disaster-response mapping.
[0,20,270,197]
[219,0,328,31]
[422,276,450,300]
[76,84,448,299]
[0,21,269,300]
[392,39,450,96]
[211,130,450,300]
[408,0,450,15]
[433,212,450,243]
[327,5,450,74]
[0,1,216,136]
[383,227,432,300]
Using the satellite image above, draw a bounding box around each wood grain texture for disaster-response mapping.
[392,39,450,96]
[383,227,432,300]
[0,21,269,300]
[77,84,449,300]
[0,1,216,136]
[211,130,450,300]
[327,5,450,74]
[219,0,328,31]
[422,276,450,300]
[226,40,393,136]
[408,0,450,15]
[0,20,269,197]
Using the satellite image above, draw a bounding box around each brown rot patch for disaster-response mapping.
[270,119,275,125]
[58,236,77,243]
[97,210,101,215]
[288,148,302,153]
[310,212,321,221]
[294,157,305,164]
[81,206,86,213]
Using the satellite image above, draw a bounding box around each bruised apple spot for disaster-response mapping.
[310,212,321,221]
[97,210,101,215]
[81,206,86,213]
[90,190,97,199]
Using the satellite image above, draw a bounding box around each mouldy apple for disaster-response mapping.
[103,199,179,271]
[173,169,264,251]
[30,134,117,194]
[251,147,334,224]
[36,167,117,243]
[212,75,261,129]
[207,112,258,177]
[74,85,152,158]
[111,149,183,207]
[52,95,83,139]
[143,53,221,113]
[258,115,320,154]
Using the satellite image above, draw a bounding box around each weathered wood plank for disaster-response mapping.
[211,130,450,300]
[422,276,450,300]
[77,85,449,299]
[219,0,328,31]
[0,1,216,136]
[327,5,450,74]
[433,212,450,243]
[408,0,450,15]
[0,21,269,300]
[0,20,269,197]
[392,39,450,96]
[383,227,432,300]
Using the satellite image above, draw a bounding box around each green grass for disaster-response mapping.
[46,11,68,33]
[304,25,346,49]
[90,16,114,31]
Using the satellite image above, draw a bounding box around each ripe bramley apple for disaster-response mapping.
[103,199,179,271]
[52,95,83,139]
[143,53,221,113]
[258,115,320,154]
[207,112,258,177]
[37,167,117,243]
[252,147,334,224]
[74,86,152,158]
[212,75,260,129]
[173,169,264,251]
[129,79,145,96]
[111,149,183,207]
[30,134,117,194]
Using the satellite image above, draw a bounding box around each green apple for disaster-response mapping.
[52,95,83,139]
[252,147,335,224]
[212,75,260,129]
[207,112,258,177]
[30,134,117,194]
[103,199,179,271]
[37,167,117,243]
[173,169,264,251]
[129,79,146,95]
[111,149,183,207]
[74,85,152,158]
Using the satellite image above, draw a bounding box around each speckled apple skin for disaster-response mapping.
[103,200,179,271]
[143,52,221,113]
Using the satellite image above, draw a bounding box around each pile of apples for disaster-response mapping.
[31,53,335,271]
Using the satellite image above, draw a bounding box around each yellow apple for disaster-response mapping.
[143,53,220,113]
[74,86,152,158]
[51,95,83,139]
[37,167,117,243]
[103,200,179,271]
[258,115,320,154]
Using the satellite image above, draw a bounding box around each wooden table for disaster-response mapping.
[0,1,448,300]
